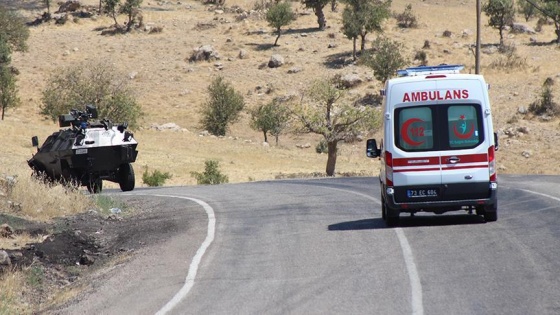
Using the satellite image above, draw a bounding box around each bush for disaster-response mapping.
[41,61,143,128]
[361,37,408,84]
[200,76,245,136]
[529,78,560,117]
[142,168,172,186]
[395,4,418,28]
[190,160,229,185]
[414,50,427,65]
[316,139,328,154]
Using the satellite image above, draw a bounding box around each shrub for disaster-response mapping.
[529,78,560,117]
[395,4,418,28]
[142,168,172,186]
[191,160,229,185]
[41,61,143,128]
[200,76,245,136]
[414,50,427,65]
[361,37,408,84]
[316,139,328,154]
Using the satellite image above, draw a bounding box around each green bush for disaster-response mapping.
[191,160,229,185]
[142,168,172,186]
[529,78,560,117]
[395,4,418,28]
[315,139,328,154]
[200,76,245,136]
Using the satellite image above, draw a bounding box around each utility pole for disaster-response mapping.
[476,0,481,74]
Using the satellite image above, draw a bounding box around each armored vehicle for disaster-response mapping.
[28,105,138,193]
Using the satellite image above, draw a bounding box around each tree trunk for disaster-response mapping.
[352,38,356,61]
[274,28,281,46]
[360,34,366,54]
[556,29,560,44]
[325,140,338,176]
[263,130,268,143]
[314,4,326,30]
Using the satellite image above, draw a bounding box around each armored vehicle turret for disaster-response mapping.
[28,105,138,193]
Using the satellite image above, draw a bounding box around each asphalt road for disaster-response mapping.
[58,175,560,315]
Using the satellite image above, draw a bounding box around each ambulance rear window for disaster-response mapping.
[395,104,484,152]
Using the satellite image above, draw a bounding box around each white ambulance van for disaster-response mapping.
[366,65,498,226]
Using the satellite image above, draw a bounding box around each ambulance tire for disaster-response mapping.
[381,195,387,220]
[483,203,498,222]
[385,206,400,227]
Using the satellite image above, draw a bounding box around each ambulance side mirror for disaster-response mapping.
[494,132,499,151]
[366,139,381,158]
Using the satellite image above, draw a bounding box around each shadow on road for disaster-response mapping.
[328,214,487,231]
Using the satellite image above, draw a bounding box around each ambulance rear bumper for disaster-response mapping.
[384,183,498,213]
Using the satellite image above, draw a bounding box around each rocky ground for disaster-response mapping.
[0,196,179,312]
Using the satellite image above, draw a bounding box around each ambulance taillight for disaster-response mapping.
[488,145,497,183]
[385,151,394,187]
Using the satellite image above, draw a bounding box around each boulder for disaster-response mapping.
[268,54,284,68]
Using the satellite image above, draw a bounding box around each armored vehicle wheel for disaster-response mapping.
[118,163,135,192]
[87,178,103,194]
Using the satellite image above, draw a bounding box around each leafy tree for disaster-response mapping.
[362,36,408,84]
[0,39,19,120]
[142,168,172,186]
[293,78,381,176]
[120,0,143,31]
[302,0,331,30]
[483,0,515,46]
[0,6,30,53]
[518,0,537,21]
[191,160,229,185]
[41,61,143,128]
[341,0,390,60]
[201,76,245,136]
[102,0,121,26]
[266,2,296,46]
[250,98,291,144]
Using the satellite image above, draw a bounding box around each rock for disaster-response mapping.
[340,74,363,88]
[511,23,536,34]
[79,253,95,266]
[268,54,284,68]
[0,224,14,238]
[190,45,220,62]
[238,49,248,59]
[56,0,81,13]
[287,67,302,74]
[0,250,11,267]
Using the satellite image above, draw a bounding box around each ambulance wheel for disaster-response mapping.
[483,203,498,222]
[118,163,135,192]
[381,196,387,220]
[87,178,103,194]
[386,214,400,227]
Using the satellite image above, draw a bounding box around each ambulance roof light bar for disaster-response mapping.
[396,64,464,77]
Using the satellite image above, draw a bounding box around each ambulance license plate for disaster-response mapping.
[407,188,439,198]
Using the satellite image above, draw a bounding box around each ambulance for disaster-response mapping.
[366,64,498,226]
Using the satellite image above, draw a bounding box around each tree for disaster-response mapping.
[0,38,19,120]
[483,0,515,46]
[0,6,30,53]
[362,37,408,84]
[201,76,245,136]
[518,0,537,21]
[0,7,28,120]
[41,61,143,128]
[293,78,381,176]
[341,0,390,60]
[266,2,296,46]
[120,0,143,31]
[302,0,331,30]
[250,98,291,144]
[102,0,121,27]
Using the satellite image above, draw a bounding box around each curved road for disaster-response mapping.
[58,175,560,315]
